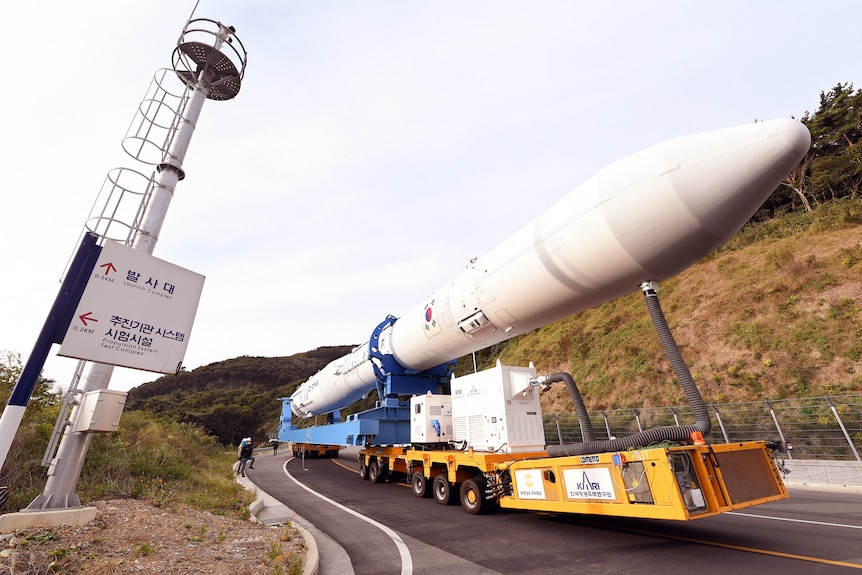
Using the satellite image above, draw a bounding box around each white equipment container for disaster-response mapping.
[410,393,453,443]
[450,361,544,453]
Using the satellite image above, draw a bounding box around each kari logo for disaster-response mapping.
[563,467,616,500]
[576,471,600,491]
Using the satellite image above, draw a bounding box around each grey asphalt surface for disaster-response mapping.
[244,449,862,575]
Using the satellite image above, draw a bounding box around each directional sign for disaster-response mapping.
[58,241,205,374]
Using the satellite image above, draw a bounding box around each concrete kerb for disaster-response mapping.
[782,459,862,494]
[235,467,319,575]
[0,506,98,533]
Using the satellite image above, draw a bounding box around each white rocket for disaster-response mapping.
[291,118,811,418]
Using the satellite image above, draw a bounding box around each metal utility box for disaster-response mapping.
[72,389,128,433]
[450,361,544,453]
[410,393,453,443]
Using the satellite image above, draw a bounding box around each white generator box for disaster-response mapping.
[450,361,545,453]
[72,389,128,433]
[410,393,453,443]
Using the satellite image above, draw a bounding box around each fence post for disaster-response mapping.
[710,404,730,443]
[632,409,643,432]
[669,406,680,426]
[550,413,564,444]
[764,400,792,459]
[826,396,861,462]
[601,411,613,439]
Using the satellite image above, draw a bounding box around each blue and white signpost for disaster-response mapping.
[58,240,205,374]
[0,234,205,508]
[0,233,101,471]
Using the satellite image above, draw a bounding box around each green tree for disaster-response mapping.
[0,350,59,411]
[803,83,862,203]
[757,83,862,220]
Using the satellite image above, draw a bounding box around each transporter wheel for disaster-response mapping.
[411,473,431,498]
[358,461,369,480]
[460,478,487,515]
[432,474,457,505]
[369,460,387,483]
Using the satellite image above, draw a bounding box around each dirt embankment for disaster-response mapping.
[0,498,305,574]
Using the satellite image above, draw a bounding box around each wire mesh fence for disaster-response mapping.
[544,394,862,461]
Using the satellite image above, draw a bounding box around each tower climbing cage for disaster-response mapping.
[82,18,246,248]
[28,14,247,511]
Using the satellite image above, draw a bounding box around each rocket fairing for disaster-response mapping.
[291,118,811,418]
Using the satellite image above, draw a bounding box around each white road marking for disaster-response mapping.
[283,460,413,575]
[727,511,862,529]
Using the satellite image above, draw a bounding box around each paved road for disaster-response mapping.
[248,449,862,574]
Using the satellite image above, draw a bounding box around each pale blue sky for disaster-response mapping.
[2,0,858,392]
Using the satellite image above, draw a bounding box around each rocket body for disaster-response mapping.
[291,118,811,418]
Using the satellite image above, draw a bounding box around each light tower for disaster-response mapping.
[24,15,247,511]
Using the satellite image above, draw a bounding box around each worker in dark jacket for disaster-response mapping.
[237,437,256,477]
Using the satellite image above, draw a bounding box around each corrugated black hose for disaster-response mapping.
[539,372,596,442]
[546,282,711,457]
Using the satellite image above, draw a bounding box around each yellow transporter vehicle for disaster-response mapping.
[498,442,787,520]
[357,363,788,518]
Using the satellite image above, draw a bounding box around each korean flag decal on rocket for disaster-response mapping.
[423,299,443,337]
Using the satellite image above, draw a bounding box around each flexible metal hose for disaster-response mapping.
[542,372,596,442]
[546,282,711,457]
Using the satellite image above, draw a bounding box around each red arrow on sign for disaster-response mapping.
[79,312,99,326]
[100,262,117,275]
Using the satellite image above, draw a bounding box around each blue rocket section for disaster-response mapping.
[279,369,451,446]
[8,233,101,407]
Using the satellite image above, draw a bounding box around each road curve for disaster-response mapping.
[248,449,862,575]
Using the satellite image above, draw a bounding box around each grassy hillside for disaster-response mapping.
[126,346,353,446]
[464,199,862,412]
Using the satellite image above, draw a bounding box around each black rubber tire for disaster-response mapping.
[358,461,369,480]
[369,460,387,483]
[433,474,457,505]
[412,473,431,498]
[460,478,487,515]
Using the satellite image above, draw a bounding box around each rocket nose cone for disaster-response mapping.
[772,117,812,158]
[661,118,812,241]
[605,118,812,281]
[682,118,811,238]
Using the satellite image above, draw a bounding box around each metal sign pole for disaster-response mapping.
[30,19,246,511]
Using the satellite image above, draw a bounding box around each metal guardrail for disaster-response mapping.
[544,394,862,462]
